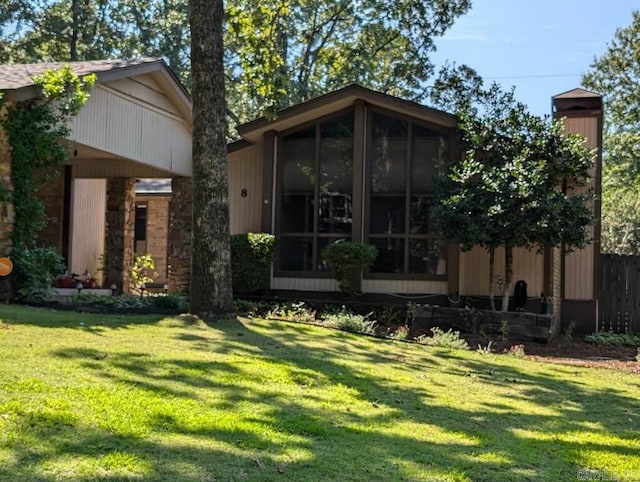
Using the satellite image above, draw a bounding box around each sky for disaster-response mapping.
[431,0,638,117]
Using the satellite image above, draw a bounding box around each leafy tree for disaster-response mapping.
[583,10,640,255]
[432,73,595,312]
[188,0,233,317]
[1,0,471,126]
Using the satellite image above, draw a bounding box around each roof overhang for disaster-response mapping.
[237,84,458,143]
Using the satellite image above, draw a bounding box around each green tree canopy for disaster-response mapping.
[1,0,471,128]
[583,10,640,255]
[432,70,595,312]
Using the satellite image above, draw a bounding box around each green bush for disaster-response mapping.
[321,307,377,335]
[321,241,377,295]
[585,331,640,346]
[231,233,276,294]
[415,327,469,350]
[10,246,66,300]
[72,293,188,311]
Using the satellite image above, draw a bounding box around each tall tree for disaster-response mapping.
[583,10,640,255]
[432,72,595,312]
[2,0,471,126]
[188,0,233,317]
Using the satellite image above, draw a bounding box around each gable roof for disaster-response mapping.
[0,57,191,120]
[236,84,457,143]
[552,87,601,99]
[552,87,602,113]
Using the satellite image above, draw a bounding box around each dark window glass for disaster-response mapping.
[408,239,448,275]
[370,238,405,274]
[134,205,147,242]
[279,237,314,271]
[277,111,354,272]
[319,114,354,234]
[366,112,449,278]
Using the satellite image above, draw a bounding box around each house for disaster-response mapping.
[0,58,602,332]
[0,58,193,293]
[226,85,602,333]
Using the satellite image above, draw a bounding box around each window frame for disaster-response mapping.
[364,106,451,281]
[273,107,356,277]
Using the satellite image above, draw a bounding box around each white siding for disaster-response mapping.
[68,84,192,177]
[362,279,448,295]
[69,179,106,282]
[272,277,339,291]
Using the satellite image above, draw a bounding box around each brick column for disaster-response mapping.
[168,177,192,294]
[104,178,135,294]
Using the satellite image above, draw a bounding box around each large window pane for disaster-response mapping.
[412,125,446,193]
[409,195,433,234]
[319,114,354,234]
[370,238,405,274]
[408,239,448,275]
[280,126,315,233]
[279,237,313,271]
[370,112,407,194]
[370,196,405,234]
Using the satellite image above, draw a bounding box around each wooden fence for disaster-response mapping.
[600,254,640,333]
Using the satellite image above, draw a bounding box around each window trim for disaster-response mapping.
[363,106,451,281]
[273,107,355,277]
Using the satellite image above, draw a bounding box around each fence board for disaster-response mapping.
[600,254,640,333]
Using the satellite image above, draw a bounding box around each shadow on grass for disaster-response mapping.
[1,310,639,481]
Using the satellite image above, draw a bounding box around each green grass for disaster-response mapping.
[0,305,638,482]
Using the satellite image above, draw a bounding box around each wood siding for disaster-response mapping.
[69,179,106,282]
[68,82,192,177]
[271,277,339,291]
[562,116,599,300]
[228,143,263,234]
[459,246,544,298]
[362,279,448,294]
[600,255,640,333]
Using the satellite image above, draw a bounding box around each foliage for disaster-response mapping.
[130,254,157,293]
[1,66,95,249]
[321,307,377,335]
[10,246,66,300]
[583,11,640,255]
[230,233,276,294]
[265,301,317,323]
[71,292,188,311]
[321,241,377,296]
[415,327,469,350]
[392,324,411,341]
[508,344,526,358]
[585,331,640,346]
[431,71,595,311]
[1,0,471,128]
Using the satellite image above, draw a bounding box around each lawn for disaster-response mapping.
[0,305,638,481]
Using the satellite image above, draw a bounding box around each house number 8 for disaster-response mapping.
[241,188,248,198]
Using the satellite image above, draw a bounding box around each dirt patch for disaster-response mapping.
[466,335,640,373]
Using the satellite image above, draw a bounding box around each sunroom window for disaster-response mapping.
[367,111,448,278]
[276,110,354,273]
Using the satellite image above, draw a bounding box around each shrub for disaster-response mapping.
[585,331,640,346]
[231,233,276,294]
[508,344,526,358]
[321,241,377,295]
[130,254,156,294]
[321,307,377,335]
[10,246,66,300]
[71,293,188,311]
[265,301,316,323]
[415,327,469,350]
[393,324,411,340]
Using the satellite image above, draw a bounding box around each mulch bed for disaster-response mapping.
[465,334,640,373]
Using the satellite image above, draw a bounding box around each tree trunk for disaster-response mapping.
[70,0,79,60]
[488,246,496,311]
[501,245,513,312]
[188,0,233,318]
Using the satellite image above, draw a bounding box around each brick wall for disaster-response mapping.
[135,195,170,281]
